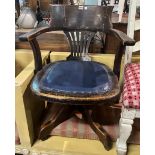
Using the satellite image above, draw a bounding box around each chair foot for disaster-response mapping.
[99,126,112,151]
[81,109,112,151]
[116,108,136,155]
[39,104,74,140]
[116,144,127,155]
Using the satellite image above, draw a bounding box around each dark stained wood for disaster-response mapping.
[31,64,120,105]
[107,28,135,79]
[39,103,75,140]
[64,30,96,60]
[48,5,113,32]
[15,29,139,54]
[29,39,43,73]
[91,105,140,130]
[39,103,113,150]
[113,44,126,80]
[16,32,70,52]
[92,104,121,125]
[15,12,140,54]
[109,29,135,46]
[18,6,136,151]
[19,26,50,41]
[80,108,112,150]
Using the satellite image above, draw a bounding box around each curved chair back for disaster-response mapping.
[49,5,113,60]
[19,5,135,79]
[49,5,113,31]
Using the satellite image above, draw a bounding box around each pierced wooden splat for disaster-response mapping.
[64,30,96,61]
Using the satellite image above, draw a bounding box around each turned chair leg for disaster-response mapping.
[116,108,136,155]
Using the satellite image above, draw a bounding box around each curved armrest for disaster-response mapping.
[19,26,50,41]
[109,29,135,46]
[18,26,51,73]
[108,29,135,80]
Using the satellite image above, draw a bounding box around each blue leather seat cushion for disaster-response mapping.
[39,60,114,96]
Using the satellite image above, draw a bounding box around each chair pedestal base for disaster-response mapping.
[39,104,74,140]
[39,103,112,151]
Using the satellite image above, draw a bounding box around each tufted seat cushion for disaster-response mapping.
[122,63,140,109]
[33,60,117,98]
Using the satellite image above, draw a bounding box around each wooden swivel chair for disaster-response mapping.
[19,5,135,151]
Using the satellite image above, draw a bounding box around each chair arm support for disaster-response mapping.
[109,29,135,46]
[19,26,50,41]
[108,29,135,79]
[18,27,51,73]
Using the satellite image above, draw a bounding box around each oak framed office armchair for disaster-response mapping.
[19,5,135,151]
